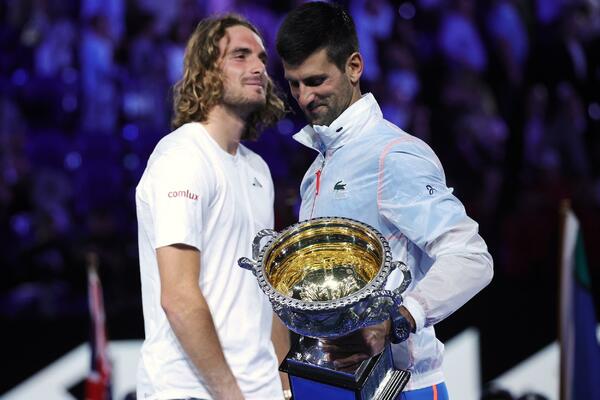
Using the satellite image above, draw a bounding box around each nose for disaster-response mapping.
[250,56,266,75]
[297,84,315,109]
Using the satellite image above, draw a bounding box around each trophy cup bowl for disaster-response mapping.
[238,217,412,400]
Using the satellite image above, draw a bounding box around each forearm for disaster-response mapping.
[163,291,243,400]
[405,247,493,330]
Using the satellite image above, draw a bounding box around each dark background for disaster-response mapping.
[1,0,599,396]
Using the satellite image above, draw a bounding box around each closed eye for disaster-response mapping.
[231,49,249,59]
[286,75,327,89]
[304,76,326,87]
[229,48,267,65]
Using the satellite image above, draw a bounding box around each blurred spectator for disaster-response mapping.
[350,0,394,82]
[80,14,119,134]
[163,24,188,87]
[548,81,590,179]
[72,134,126,216]
[435,72,508,231]
[233,0,283,71]
[486,0,529,88]
[534,0,563,27]
[34,3,76,78]
[163,0,199,86]
[134,0,180,36]
[522,84,551,183]
[455,86,508,224]
[81,0,125,42]
[438,0,487,74]
[559,5,590,85]
[381,44,421,130]
[530,3,594,98]
[122,12,169,132]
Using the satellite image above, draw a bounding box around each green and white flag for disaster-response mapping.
[559,205,600,400]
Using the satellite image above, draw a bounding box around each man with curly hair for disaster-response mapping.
[135,14,289,400]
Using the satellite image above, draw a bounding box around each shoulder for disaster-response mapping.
[367,121,444,177]
[360,119,440,167]
[148,123,211,169]
[141,124,217,189]
[153,123,202,155]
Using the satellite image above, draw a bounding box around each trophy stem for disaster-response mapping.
[293,336,340,370]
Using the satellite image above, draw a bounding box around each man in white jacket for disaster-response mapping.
[276,2,493,399]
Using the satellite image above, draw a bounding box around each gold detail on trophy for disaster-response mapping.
[295,266,364,301]
[264,223,383,301]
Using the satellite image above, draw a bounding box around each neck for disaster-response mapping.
[349,85,362,108]
[336,86,362,123]
[203,105,248,155]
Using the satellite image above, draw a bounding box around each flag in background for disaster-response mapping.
[85,252,112,400]
[559,204,600,400]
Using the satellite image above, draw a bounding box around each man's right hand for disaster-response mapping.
[319,319,391,370]
[319,305,416,371]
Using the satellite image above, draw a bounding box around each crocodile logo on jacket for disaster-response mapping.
[334,180,346,191]
[333,180,348,199]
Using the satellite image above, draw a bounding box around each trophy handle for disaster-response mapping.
[252,229,278,260]
[238,257,259,275]
[390,261,412,295]
[370,262,412,307]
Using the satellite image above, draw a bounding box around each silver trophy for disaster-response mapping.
[238,217,411,399]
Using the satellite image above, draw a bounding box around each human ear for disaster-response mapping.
[346,52,363,84]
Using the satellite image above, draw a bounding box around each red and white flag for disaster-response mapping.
[85,253,112,400]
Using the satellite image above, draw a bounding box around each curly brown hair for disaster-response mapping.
[171,14,286,140]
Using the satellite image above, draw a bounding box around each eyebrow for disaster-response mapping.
[229,47,268,63]
[285,74,327,84]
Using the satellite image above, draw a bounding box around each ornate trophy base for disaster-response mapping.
[280,339,410,400]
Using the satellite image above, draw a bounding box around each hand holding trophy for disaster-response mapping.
[238,217,412,400]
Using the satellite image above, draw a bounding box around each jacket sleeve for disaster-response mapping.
[377,140,493,331]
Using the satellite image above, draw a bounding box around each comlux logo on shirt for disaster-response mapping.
[168,189,199,200]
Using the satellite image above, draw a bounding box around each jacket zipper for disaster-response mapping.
[315,170,322,195]
[310,157,326,218]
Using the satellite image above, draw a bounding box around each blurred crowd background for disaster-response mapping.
[1,0,599,396]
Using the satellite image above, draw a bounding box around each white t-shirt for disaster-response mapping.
[135,122,283,400]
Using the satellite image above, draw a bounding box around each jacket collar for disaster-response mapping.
[292,93,382,154]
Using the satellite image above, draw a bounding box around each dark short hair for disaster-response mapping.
[276,1,358,70]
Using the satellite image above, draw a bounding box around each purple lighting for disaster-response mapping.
[11,69,28,86]
[123,124,140,141]
[64,152,82,170]
[123,154,140,171]
[276,118,295,135]
[62,95,78,112]
[589,102,600,121]
[11,213,31,237]
[398,2,416,20]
